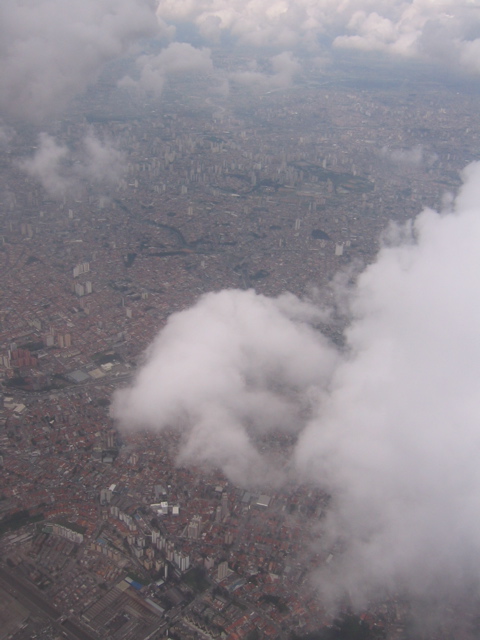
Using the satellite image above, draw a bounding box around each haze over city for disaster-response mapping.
[1,1,480,639]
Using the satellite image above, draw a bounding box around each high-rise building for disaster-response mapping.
[73,262,90,277]
[100,488,112,505]
[221,492,229,518]
[187,515,202,540]
[174,552,190,572]
[75,282,85,297]
[154,485,166,500]
[217,561,229,581]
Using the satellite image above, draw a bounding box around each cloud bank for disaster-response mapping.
[0,0,159,121]
[112,160,480,606]
[119,42,214,96]
[295,160,480,605]
[1,0,480,126]
[157,0,480,75]
[230,51,301,90]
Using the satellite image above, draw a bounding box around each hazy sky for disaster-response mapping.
[2,0,479,194]
[156,0,480,76]
[1,0,480,123]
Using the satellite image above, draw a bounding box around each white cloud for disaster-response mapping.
[20,131,126,197]
[113,161,480,609]
[229,51,301,90]
[295,160,480,605]
[380,144,438,168]
[80,134,127,184]
[119,42,214,96]
[156,0,480,74]
[19,134,72,196]
[0,0,160,121]
[0,120,15,147]
[2,0,479,124]
[381,144,424,166]
[111,289,337,486]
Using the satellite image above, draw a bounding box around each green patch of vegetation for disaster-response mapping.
[182,567,210,593]
[92,350,120,365]
[291,614,385,640]
[291,162,374,195]
[250,270,270,281]
[52,518,86,534]
[311,229,331,241]
[124,252,137,267]
[0,510,44,535]
[4,376,28,388]
[260,594,289,614]
[23,340,44,351]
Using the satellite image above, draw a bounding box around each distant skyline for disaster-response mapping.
[1,0,480,124]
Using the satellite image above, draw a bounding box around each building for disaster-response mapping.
[217,561,229,581]
[174,552,190,573]
[221,492,229,518]
[187,515,202,540]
